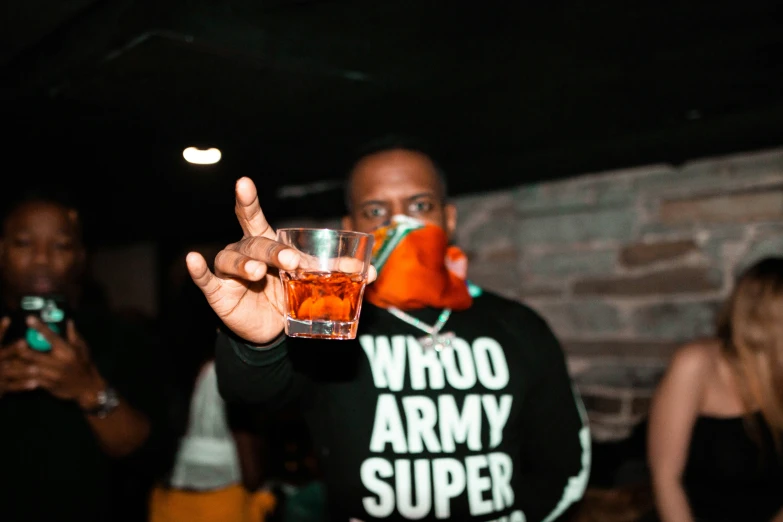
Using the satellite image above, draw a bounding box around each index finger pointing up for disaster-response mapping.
[234,177,275,239]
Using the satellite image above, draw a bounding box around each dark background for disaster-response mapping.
[3,0,783,248]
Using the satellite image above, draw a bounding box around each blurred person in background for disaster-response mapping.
[149,251,276,522]
[647,257,783,522]
[0,189,166,522]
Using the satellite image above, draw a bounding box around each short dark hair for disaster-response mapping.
[343,134,448,211]
[0,186,84,242]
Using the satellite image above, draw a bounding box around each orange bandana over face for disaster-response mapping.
[364,216,473,311]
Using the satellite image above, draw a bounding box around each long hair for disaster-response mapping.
[717,257,783,454]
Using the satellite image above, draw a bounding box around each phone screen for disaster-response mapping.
[2,295,69,352]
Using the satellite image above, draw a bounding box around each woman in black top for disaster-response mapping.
[647,257,783,522]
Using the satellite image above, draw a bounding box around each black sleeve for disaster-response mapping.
[226,400,268,434]
[515,315,591,522]
[214,331,312,411]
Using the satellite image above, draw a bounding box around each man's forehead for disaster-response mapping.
[350,149,442,201]
[6,202,77,233]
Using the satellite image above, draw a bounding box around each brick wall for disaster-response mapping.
[455,147,783,440]
[279,146,783,441]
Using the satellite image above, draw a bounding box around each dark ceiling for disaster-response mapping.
[2,0,783,248]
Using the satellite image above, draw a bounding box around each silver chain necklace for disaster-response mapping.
[386,307,454,351]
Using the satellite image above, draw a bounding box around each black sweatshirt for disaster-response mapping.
[215,287,590,522]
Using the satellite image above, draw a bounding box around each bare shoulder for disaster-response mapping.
[650,339,720,411]
[665,338,721,380]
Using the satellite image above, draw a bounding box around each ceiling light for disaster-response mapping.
[183,146,221,165]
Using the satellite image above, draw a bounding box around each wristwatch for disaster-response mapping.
[83,387,120,419]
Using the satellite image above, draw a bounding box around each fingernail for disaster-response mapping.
[26,380,37,389]
[278,249,299,267]
[25,316,36,326]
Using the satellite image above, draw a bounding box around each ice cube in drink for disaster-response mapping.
[280,269,367,339]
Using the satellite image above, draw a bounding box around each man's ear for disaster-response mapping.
[444,203,457,240]
[342,215,354,231]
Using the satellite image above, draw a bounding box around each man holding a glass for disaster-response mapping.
[187,137,590,522]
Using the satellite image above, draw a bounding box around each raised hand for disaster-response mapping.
[186,177,303,345]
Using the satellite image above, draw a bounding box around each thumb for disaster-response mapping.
[26,316,65,355]
[66,320,78,344]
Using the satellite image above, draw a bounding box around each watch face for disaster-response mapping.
[88,387,120,418]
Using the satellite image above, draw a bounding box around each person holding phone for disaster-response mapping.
[0,190,165,522]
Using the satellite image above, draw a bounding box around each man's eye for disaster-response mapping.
[410,201,433,213]
[12,238,31,248]
[364,207,387,219]
[55,242,73,251]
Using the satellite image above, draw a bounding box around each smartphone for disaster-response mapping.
[2,295,70,352]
